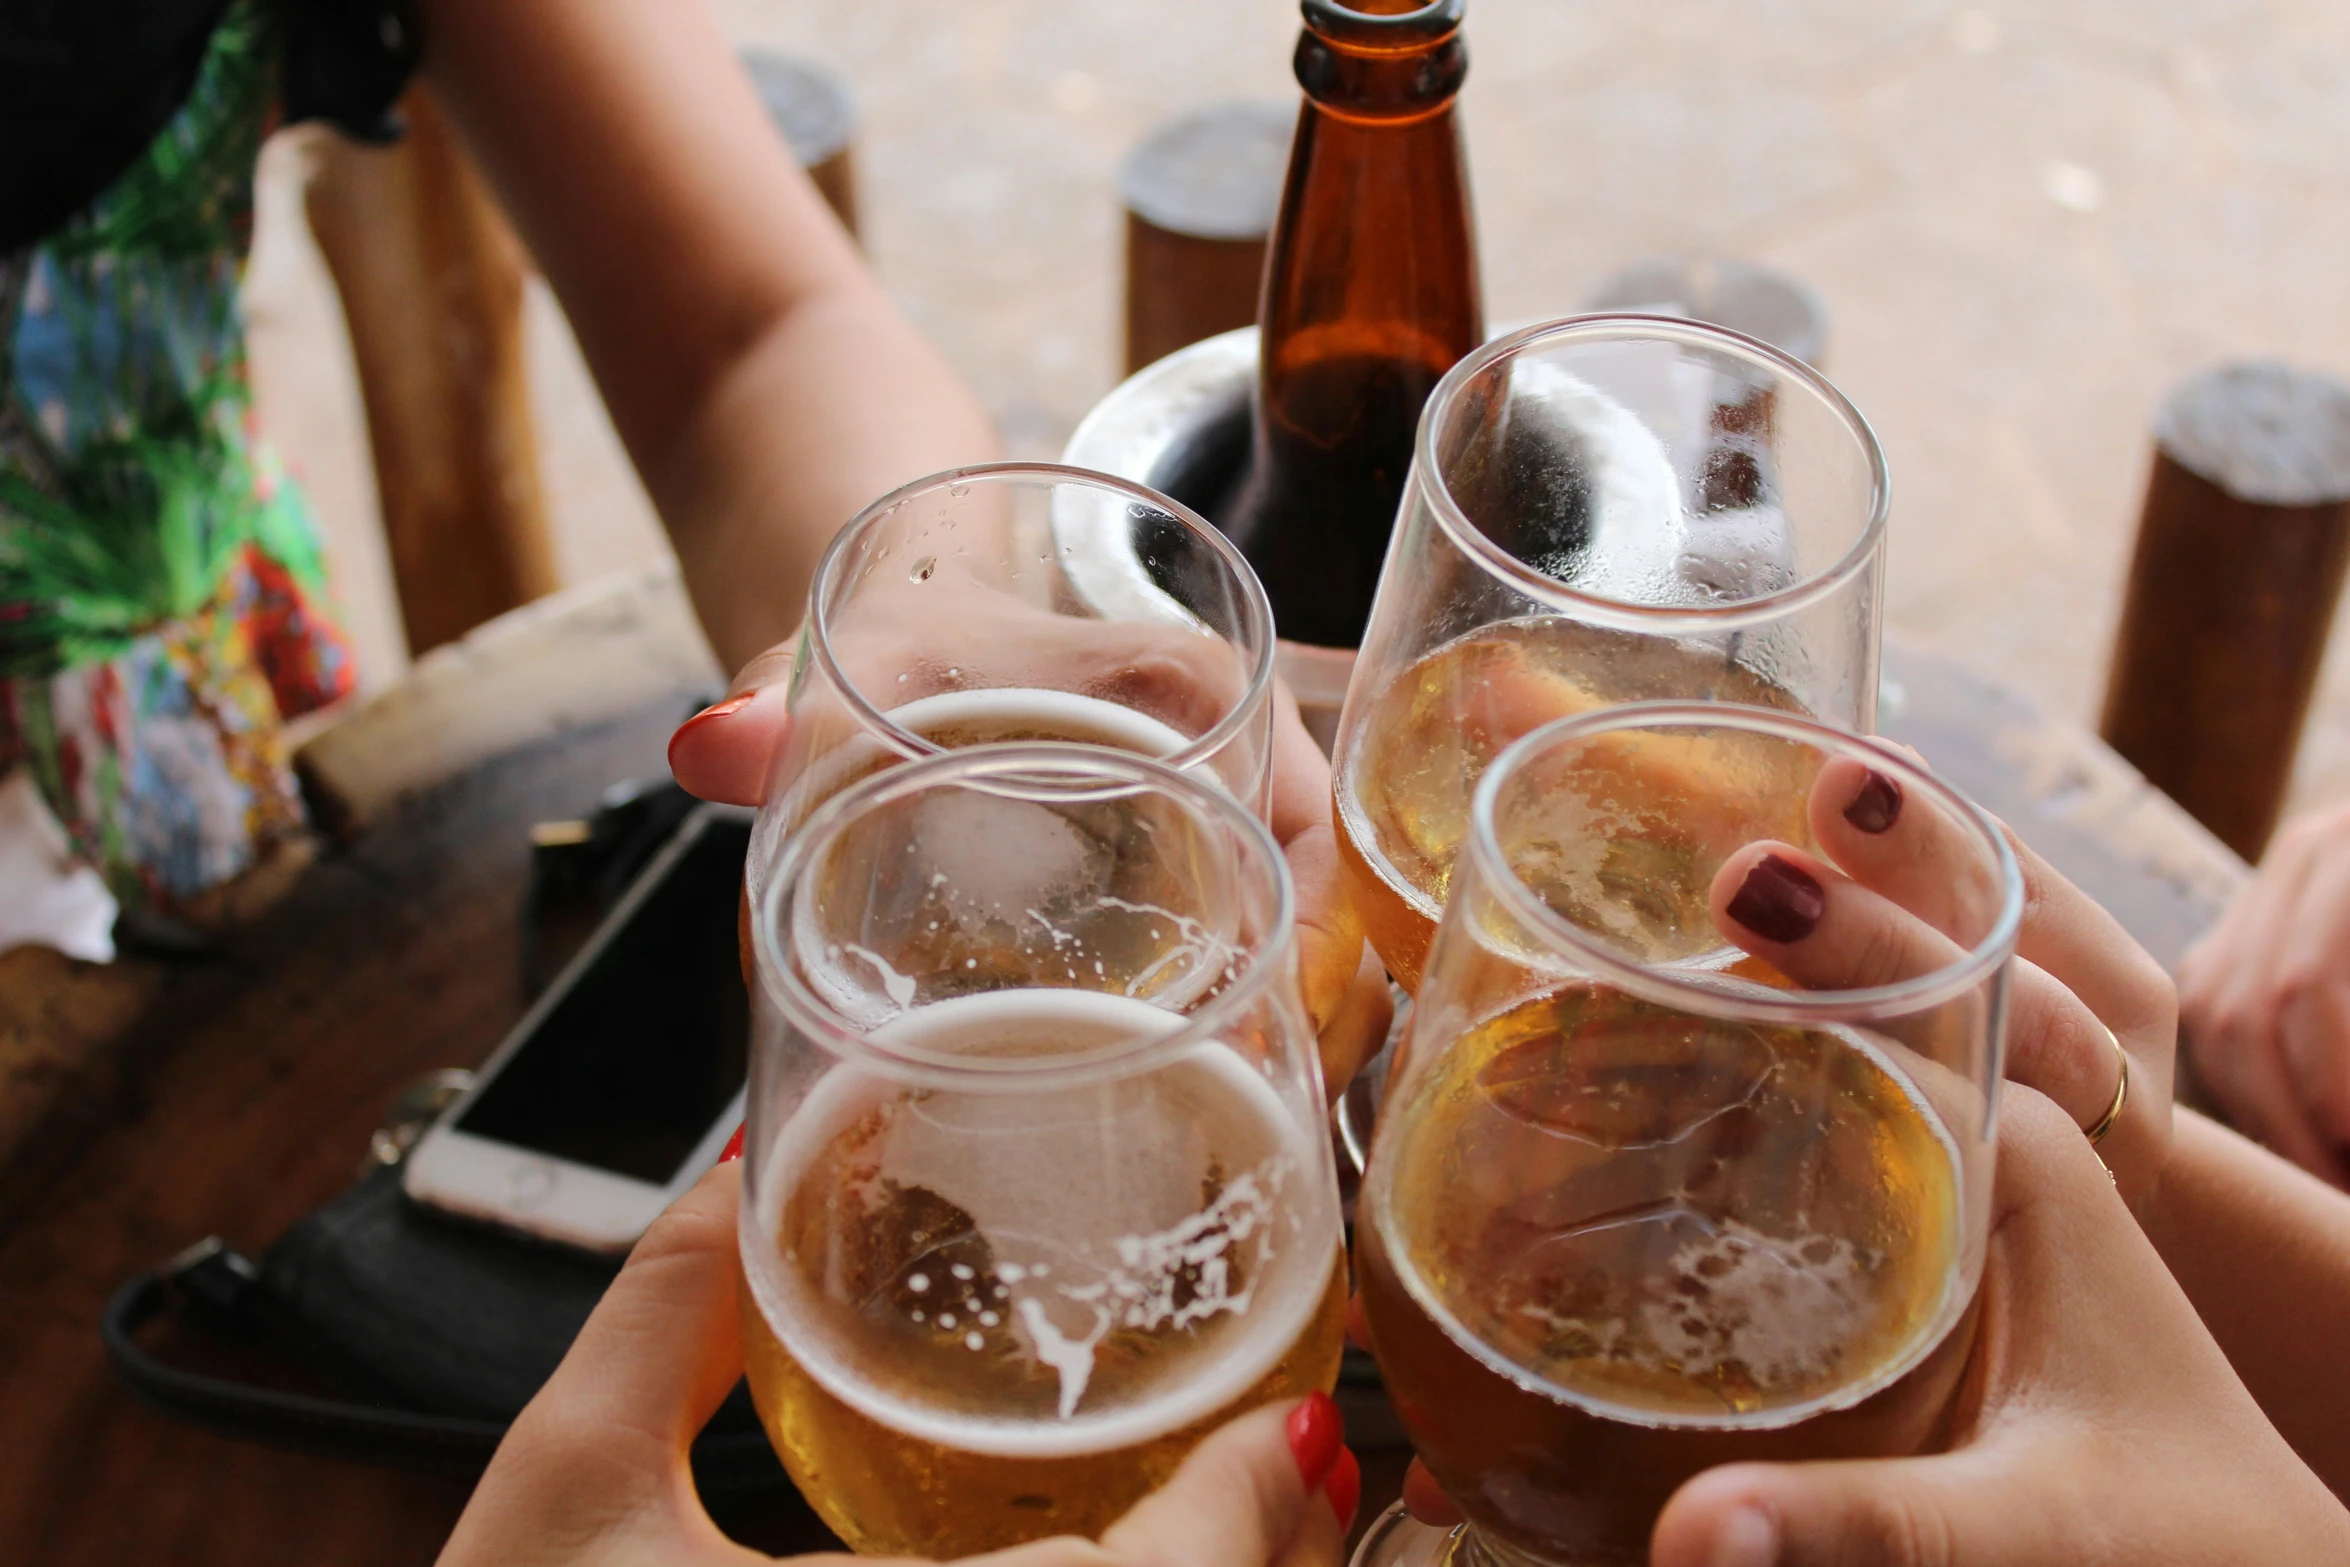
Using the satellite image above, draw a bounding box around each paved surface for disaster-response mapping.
[244,0,2350,831]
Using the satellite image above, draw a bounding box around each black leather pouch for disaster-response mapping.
[102,1162,781,1488]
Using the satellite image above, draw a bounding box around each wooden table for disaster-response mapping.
[0,573,2247,1567]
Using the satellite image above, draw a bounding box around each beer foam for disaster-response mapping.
[745,989,1339,1458]
[883,687,1197,759]
[1638,1221,1872,1390]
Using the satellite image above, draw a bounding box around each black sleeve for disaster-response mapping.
[0,0,423,254]
[0,0,233,251]
[281,0,422,146]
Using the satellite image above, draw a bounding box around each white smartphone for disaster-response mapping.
[404,803,753,1254]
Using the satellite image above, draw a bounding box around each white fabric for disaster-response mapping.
[0,767,118,963]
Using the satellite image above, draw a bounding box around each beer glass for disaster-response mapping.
[742,743,1346,1556]
[1354,704,2019,1567]
[1332,315,1889,991]
[744,462,1277,920]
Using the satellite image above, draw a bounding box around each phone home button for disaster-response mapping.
[505,1161,558,1210]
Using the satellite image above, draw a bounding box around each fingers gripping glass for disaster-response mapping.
[1353,704,2021,1567]
[746,463,1277,918]
[742,744,1345,1558]
[1332,315,1889,993]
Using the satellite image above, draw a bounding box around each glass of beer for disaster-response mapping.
[741,742,1347,1556]
[1332,315,1888,991]
[1353,703,2020,1567]
[745,462,1277,920]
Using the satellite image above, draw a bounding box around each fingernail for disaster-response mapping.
[1708,1505,1778,1567]
[1843,769,1902,834]
[667,692,756,770]
[1285,1391,1344,1493]
[718,1122,745,1164]
[1323,1446,1362,1534]
[1726,854,1825,944]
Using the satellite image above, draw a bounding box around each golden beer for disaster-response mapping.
[1359,985,1976,1565]
[1336,617,1811,991]
[747,685,1231,991]
[741,990,1347,1556]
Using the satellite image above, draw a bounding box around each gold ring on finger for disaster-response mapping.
[2084,1023,2129,1148]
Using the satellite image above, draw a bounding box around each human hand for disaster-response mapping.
[1701,752,2177,1202]
[2177,802,2350,1187]
[669,636,1391,1101]
[1645,1087,2350,1565]
[437,1164,1359,1567]
[1385,749,2186,1534]
[1390,1092,2348,1565]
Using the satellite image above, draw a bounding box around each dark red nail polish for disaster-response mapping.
[1324,1446,1362,1533]
[1286,1391,1344,1493]
[1844,769,1902,834]
[1726,853,1826,943]
[718,1123,745,1164]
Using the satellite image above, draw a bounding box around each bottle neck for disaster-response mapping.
[1294,0,1467,125]
[1258,0,1482,384]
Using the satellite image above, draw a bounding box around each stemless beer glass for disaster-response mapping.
[1354,705,2020,1567]
[745,463,1277,919]
[1332,316,1889,991]
[742,744,1346,1557]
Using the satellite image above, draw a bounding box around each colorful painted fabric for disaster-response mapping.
[0,0,358,914]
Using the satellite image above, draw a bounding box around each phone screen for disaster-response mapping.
[456,811,752,1184]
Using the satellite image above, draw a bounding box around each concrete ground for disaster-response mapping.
[243,0,2350,831]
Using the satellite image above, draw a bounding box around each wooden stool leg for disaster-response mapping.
[1119,102,1294,375]
[305,84,558,659]
[2100,364,2350,860]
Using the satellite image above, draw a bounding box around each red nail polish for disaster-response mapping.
[1324,1447,1362,1533]
[718,1123,745,1164]
[1726,853,1825,943]
[668,692,757,773]
[1286,1391,1344,1493]
[1843,769,1902,834]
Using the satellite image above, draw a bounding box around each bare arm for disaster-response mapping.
[2143,1107,2350,1498]
[415,0,998,672]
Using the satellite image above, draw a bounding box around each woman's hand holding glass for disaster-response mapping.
[432,1164,1360,1567]
[1650,1087,2350,1567]
[669,463,1389,1095]
[1354,706,2194,1567]
[1701,745,2176,1202]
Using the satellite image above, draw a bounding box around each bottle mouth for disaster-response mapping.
[1303,0,1464,47]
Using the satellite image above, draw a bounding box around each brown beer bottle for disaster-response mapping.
[1221,0,1484,651]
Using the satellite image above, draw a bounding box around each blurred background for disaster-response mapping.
[244,0,2350,809]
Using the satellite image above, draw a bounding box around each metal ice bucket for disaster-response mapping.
[1056,328,1360,748]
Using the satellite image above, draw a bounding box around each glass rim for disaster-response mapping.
[805,460,1279,779]
[1467,701,2023,1023]
[1413,313,1892,633]
[753,741,1301,1092]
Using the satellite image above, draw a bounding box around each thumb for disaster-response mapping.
[518,1162,748,1457]
[1651,1090,2244,1567]
[669,643,797,806]
[1650,1447,2064,1567]
[1097,1399,1346,1567]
